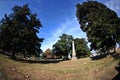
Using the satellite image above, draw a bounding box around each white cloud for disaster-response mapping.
[65,17,86,38]
[41,17,86,51]
[104,0,120,16]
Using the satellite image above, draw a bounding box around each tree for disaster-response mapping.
[76,1,119,53]
[116,18,120,48]
[52,42,63,57]
[74,38,90,58]
[52,34,73,60]
[44,48,52,58]
[0,4,43,59]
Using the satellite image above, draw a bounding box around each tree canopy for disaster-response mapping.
[52,34,90,59]
[52,34,73,59]
[74,38,90,58]
[76,1,120,53]
[0,4,43,59]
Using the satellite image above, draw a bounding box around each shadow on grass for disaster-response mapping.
[112,62,120,80]
[0,50,63,64]
[90,53,107,60]
[12,58,63,64]
[112,53,120,80]
[111,53,120,60]
[90,52,120,60]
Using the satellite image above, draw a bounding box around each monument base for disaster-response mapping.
[71,56,77,60]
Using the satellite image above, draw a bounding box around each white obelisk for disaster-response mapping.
[72,40,77,60]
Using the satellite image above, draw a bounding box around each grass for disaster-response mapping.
[0,54,119,80]
[0,65,9,80]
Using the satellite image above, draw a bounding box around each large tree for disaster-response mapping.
[52,34,73,60]
[0,4,43,59]
[116,18,120,48]
[74,38,90,58]
[76,1,120,53]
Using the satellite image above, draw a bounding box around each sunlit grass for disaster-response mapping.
[0,54,119,80]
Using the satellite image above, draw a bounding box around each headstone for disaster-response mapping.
[72,40,77,60]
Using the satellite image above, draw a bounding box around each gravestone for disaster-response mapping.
[72,40,77,60]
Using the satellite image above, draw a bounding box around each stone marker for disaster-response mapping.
[72,40,77,60]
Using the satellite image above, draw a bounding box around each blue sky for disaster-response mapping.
[0,0,120,51]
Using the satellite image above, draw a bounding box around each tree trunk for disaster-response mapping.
[11,41,16,60]
[12,52,16,60]
[114,46,116,53]
[24,53,26,58]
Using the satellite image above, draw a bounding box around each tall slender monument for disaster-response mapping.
[72,40,77,60]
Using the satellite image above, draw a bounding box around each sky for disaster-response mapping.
[0,0,120,51]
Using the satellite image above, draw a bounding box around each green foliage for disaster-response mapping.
[52,34,90,59]
[76,1,120,52]
[116,18,120,47]
[52,34,73,60]
[0,4,43,59]
[74,38,90,58]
